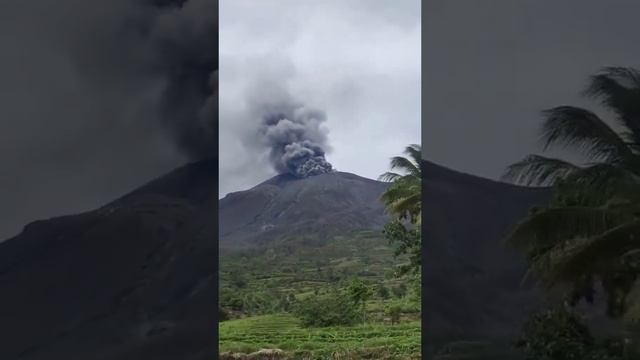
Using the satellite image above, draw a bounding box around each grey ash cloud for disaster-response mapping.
[0,0,217,240]
[219,0,421,196]
[258,101,333,178]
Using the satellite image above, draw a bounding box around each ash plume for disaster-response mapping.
[260,103,334,178]
[0,0,217,239]
[148,0,218,159]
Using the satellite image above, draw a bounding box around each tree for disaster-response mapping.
[348,278,373,324]
[229,272,248,289]
[376,284,390,300]
[517,306,624,360]
[502,67,640,320]
[382,220,421,275]
[379,144,422,224]
[379,144,422,276]
[385,303,403,325]
[293,291,360,327]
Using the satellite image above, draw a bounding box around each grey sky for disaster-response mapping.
[0,0,216,241]
[423,0,640,180]
[219,0,421,197]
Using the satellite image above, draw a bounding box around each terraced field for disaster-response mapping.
[219,231,421,359]
[219,314,421,359]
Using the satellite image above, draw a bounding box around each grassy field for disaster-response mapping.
[219,314,421,359]
[219,230,421,359]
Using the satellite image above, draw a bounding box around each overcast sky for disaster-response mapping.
[219,0,422,197]
[423,0,640,181]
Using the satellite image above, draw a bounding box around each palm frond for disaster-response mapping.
[502,154,580,186]
[389,156,420,178]
[506,206,634,251]
[540,106,630,162]
[584,67,640,144]
[549,220,640,282]
[403,144,422,168]
[380,145,421,224]
[378,172,403,183]
[557,162,640,205]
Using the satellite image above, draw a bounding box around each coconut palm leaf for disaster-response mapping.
[506,206,635,251]
[550,221,640,280]
[378,171,403,183]
[503,67,640,319]
[379,144,421,222]
[502,155,581,186]
[540,106,630,162]
[584,66,640,145]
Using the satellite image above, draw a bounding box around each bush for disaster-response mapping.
[385,303,402,325]
[517,306,623,360]
[391,283,407,298]
[219,306,230,322]
[293,291,360,327]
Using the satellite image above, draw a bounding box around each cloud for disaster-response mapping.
[219,0,421,196]
[0,0,217,240]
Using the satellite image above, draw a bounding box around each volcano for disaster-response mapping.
[219,171,390,252]
[0,158,551,359]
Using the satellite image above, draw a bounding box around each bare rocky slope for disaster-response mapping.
[219,171,390,252]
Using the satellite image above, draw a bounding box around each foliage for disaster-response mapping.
[219,306,230,322]
[383,220,421,276]
[293,290,360,327]
[376,284,390,299]
[503,67,640,319]
[379,144,422,278]
[517,306,623,360]
[391,283,408,299]
[379,144,422,225]
[217,220,420,357]
[347,278,373,324]
[219,314,421,359]
[385,303,403,325]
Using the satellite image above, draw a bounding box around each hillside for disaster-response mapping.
[219,171,389,252]
[0,158,554,359]
[0,158,219,360]
[422,160,551,356]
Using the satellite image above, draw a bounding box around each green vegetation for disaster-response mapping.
[219,145,422,359]
[379,144,422,276]
[500,67,640,359]
[218,231,421,358]
[219,314,421,359]
[503,67,640,319]
[516,306,625,360]
[294,290,360,327]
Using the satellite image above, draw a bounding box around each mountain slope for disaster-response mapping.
[0,158,555,359]
[0,158,219,360]
[219,171,389,252]
[422,160,551,356]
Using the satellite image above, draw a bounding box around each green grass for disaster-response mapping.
[219,314,421,359]
[219,231,421,359]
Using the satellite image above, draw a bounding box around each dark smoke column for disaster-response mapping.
[261,105,334,178]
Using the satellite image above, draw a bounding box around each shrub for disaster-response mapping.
[219,306,230,322]
[293,291,359,327]
[517,306,623,360]
[384,303,402,325]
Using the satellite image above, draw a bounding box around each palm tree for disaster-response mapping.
[379,144,422,224]
[502,67,640,320]
[379,144,422,275]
